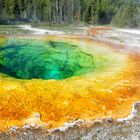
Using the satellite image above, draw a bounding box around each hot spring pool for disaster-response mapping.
[0,35,139,132]
[0,39,95,80]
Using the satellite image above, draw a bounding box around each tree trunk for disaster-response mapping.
[0,0,2,15]
[58,0,63,23]
[71,0,74,22]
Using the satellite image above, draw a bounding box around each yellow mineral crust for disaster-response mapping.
[0,36,140,131]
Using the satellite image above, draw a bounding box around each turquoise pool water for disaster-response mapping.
[0,39,95,80]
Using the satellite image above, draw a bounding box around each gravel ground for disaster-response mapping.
[0,102,140,140]
[0,117,140,140]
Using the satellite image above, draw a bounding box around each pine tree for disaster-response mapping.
[0,0,139,27]
[113,0,138,27]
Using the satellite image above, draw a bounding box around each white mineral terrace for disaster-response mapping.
[19,25,64,35]
[93,27,140,49]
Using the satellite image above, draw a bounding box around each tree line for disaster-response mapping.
[0,0,139,27]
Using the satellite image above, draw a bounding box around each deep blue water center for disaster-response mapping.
[0,39,95,80]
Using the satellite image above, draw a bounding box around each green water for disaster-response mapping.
[0,39,95,80]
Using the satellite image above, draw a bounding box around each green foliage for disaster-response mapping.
[0,0,139,27]
[112,0,139,27]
